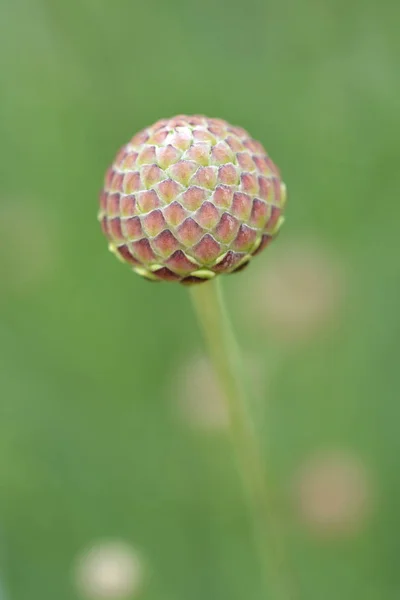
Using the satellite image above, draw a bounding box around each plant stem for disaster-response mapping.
[189,278,293,600]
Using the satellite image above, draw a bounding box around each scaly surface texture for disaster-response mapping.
[99,115,286,283]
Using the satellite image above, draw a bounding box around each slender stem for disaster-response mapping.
[189,278,293,600]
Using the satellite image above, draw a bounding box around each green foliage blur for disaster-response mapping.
[1,0,399,599]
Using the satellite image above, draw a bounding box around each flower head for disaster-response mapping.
[99,115,286,284]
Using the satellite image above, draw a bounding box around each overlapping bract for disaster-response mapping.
[99,115,286,283]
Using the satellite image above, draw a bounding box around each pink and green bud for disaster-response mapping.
[99,115,287,284]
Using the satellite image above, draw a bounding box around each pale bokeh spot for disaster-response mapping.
[0,200,57,291]
[173,354,265,431]
[244,238,346,342]
[293,450,375,537]
[174,355,229,431]
[73,540,146,599]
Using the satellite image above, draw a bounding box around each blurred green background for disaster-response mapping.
[1,0,399,598]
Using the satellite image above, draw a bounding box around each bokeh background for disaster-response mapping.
[1,0,399,598]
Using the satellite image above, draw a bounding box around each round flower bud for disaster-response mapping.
[99,115,287,284]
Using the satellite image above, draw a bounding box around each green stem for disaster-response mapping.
[189,278,294,600]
